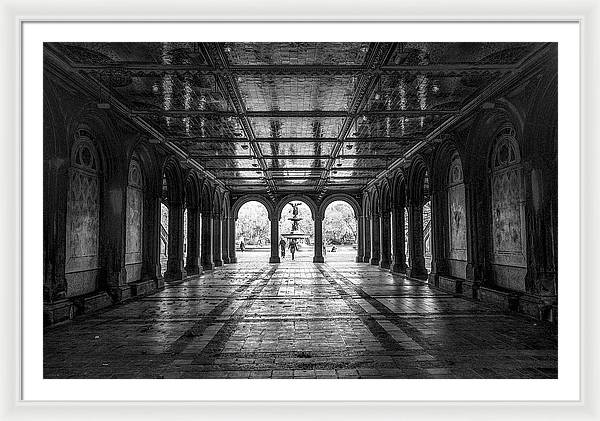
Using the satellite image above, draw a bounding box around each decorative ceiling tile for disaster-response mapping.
[224,42,370,66]
[250,117,344,138]
[237,75,356,111]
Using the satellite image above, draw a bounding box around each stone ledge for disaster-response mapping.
[45,291,113,327]
[43,299,74,326]
[461,280,479,300]
[478,286,521,312]
[72,291,113,316]
[130,279,157,297]
[438,275,464,295]
[519,293,557,323]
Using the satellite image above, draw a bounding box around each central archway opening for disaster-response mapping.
[323,200,357,262]
[279,201,313,261]
[235,200,270,262]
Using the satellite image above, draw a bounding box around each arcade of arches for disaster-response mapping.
[44,42,557,379]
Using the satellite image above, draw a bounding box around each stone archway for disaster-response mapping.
[318,193,362,263]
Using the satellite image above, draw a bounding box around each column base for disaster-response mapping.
[222,257,230,264]
[391,263,407,274]
[184,265,201,276]
[229,257,238,263]
[202,262,214,271]
[164,268,187,283]
[355,255,364,263]
[406,267,428,280]
[313,256,325,263]
[370,256,380,265]
[379,259,391,269]
[427,272,439,286]
[213,259,223,267]
[269,256,281,263]
[44,299,74,326]
[363,256,371,263]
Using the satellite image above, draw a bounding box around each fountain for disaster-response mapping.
[281,202,309,242]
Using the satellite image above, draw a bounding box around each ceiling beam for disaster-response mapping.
[200,43,276,196]
[204,166,387,172]
[191,154,407,160]
[71,62,515,75]
[169,137,424,143]
[364,43,555,190]
[131,109,457,117]
[316,42,397,196]
[43,45,228,190]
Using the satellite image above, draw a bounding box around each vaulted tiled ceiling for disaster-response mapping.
[45,42,546,195]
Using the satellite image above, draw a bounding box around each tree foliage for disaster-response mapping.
[323,201,357,244]
[236,201,270,245]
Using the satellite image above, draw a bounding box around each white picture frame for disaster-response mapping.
[2,0,599,419]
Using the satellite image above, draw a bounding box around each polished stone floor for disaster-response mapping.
[44,259,558,379]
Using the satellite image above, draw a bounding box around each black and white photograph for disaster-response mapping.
[41,40,560,381]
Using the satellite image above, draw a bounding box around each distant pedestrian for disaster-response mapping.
[289,240,297,261]
[279,238,286,258]
[239,240,245,252]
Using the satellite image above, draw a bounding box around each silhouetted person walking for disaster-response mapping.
[279,238,286,258]
[289,240,297,261]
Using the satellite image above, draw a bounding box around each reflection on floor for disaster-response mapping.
[44,261,558,379]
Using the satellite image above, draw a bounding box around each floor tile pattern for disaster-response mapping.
[44,260,558,379]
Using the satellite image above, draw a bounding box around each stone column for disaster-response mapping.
[313,216,325,263]
[212,212,223,267]
[428,189,445,285]
[464,182,479,282]
[269,217,280,263]
[407,201,428,280]
[221,215,230,264]
[228,216,237,263]
[101,170,130,298]
[165,201,187,282]
[363,215,372,263]
[356,215,365,263]
[144,193,163,289]
[201,211,214,270]
[379,210,391,269]
[391,205,407,273]
[184,206,201,275]
[370,213,381,265]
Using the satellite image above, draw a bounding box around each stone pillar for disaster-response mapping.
[212,212,223,267]
[101,170,130,298]
[164,201,187,282]
[363,215,372,263]
[391,205,407,273]
[370,213,381,265]
[313,216,325,263]
[379,210,391,269]
[428,189,445,285]
[464,181,480,283]
[221,215,230,264]
[269,217,280,263]
[356,215,365,263]
[201,212,214,270]
[407,201,428,280]
[229,216,237,263]
[184,206,201,275]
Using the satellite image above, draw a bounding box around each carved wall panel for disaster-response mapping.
[65,142,100,274]
[490,129,527,269]
[447,154,467,261]
[491,167,526,266]
[125,160,143,266]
